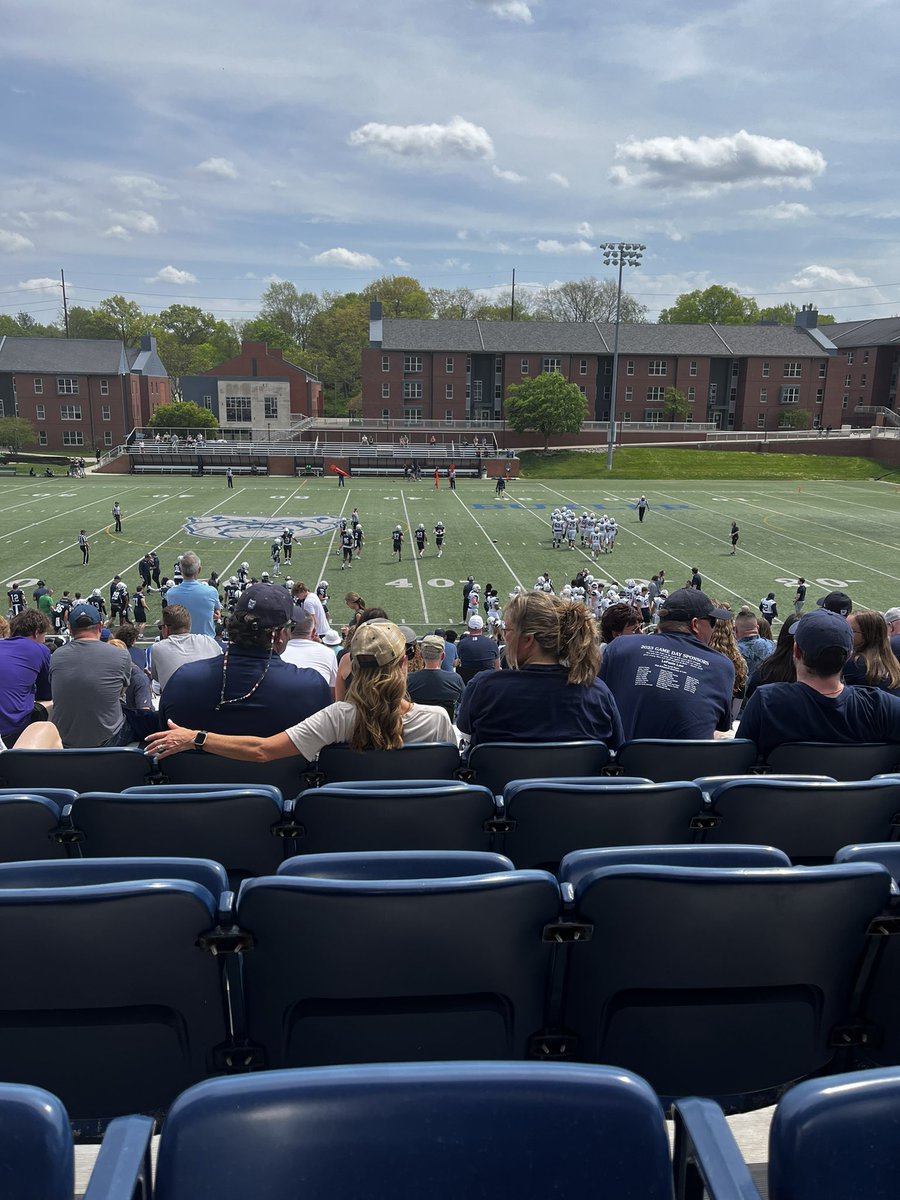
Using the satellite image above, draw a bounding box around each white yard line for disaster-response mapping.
[218,485,305,581]
[450,487,525,589]
[315,488,352,591]
[0,491,117,544]
[400,489,430,625]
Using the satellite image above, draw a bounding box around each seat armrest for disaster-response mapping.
[672,1097,761,1200]
[83,1115,155,1200]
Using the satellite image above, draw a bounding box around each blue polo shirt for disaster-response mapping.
[163,579,220,639]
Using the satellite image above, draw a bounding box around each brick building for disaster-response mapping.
[181,341,322,439]
[818,316,900,424]
[362,304,888,433]
[0,335,170,454]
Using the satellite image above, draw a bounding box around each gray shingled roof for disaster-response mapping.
[0,336,131,374]
[381,319,831,358]
[819,317,900,347]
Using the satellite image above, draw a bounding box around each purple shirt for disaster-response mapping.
[0,637,52,738]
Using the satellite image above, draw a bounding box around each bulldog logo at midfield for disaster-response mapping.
[184,515,339,540]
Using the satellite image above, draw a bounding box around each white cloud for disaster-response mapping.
[18,277,60,292]
[790,264,873,289]
[761,201,812,220]
[471,0,535,22]
[108,210,160,235]
[456,229,469,240]
[548,172,570,188]
[390,256,411,268]
[349,115,495,162]
[0,229,34,252]
[112,174,170,202]
[312,247,381,269]
[576,221,593,238]
[196,157,238,180]
[102,225,131,241]
[491,164,526,183]
[536,238,594,255]
[269,179,288,189]
[147,265,198,285]
[611,130,827,195]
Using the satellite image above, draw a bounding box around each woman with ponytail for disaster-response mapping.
[145,619,453,764]
[457,590,623,749]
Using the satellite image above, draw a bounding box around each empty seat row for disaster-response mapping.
[0,849,899,1131]
[4,773,900,877]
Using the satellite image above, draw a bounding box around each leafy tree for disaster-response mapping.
[258,281,321,349]
[662,387,691,420]
[235,316,300,355]
[66,306,120,340]
[535,277,647,323]
[362,275,433,319]
[0,416,37,456]
[779,409,811,430]
[758,302,836,325]
[0,315,24,336]
[148,402,219,434]
[659,285,760,325]
[505,372,588,450]
[428,286,480,319]
[97,295,148,342]
[307,293,370,407]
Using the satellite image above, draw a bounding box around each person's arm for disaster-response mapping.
[334,652,352,701]
[145,720,298,762]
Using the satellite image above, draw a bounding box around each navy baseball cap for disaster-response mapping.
[816,590,853,617]
[794,609,853,660]
[235,583,293,629]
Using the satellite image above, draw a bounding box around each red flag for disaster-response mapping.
[329,465,349,477]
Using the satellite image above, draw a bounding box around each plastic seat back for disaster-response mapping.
[313,742,461,783]
[0,794,65,862]
[466,741,611,796]
[0,1083,73,1200]
[562,861,891,1110]
[278,851,514,879]
[614,739,759,782]
[703,778,900,863]
[0,748,153,792]
[237,871,561,1068]
[158,751,309,800]
[152,1062,674,1200]
[560,844,791,889]
[768,1068,900,1200]
[765,742,900,781]
[291,783,496,854]
[0,856,229,897]
[500,779,705,869]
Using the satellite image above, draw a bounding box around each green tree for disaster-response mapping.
[662,387,691,420]
[97,295,148,342]
[234,316,300,355]
[148,402,219,434]
[258,281,321,348]
[471,290,535,321]
[66,306,120,339]
[659,285,760,325]
[362,275,433,318]
[535,277,647,323]
[779,409,811,430]
[758,302,836,325]
[428,286,480,319]
[505,372,589,450]
[307,293,370,409]
[0,416,38,456]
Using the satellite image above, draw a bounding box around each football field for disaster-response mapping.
[2,472,899,631]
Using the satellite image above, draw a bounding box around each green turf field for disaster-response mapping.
[2,472,899,632]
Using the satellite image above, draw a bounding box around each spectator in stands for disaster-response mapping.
[816,589,853,618]
[281,610,338,693]
[146,619,453,763]
[737,609,900,758]
[440,628,459,673]
[458,591,623,750]
[406,634,465,720]
[599,588,735,740]
[50,603,133,747]
[335,607,389,698]
[455,615,500,683]
[708,606,747,701]
[164,552,220,637]
[884,607,900,661]
[743,614,800,703]
[734,612,774,676]
[115,624,148,672]
[292,581,329,636]
[148,605,223,694]
[108,636,159,738]
[0,609,53,746]
[597,602,643,665]
[843,610,900,694]
[161,583,330,736]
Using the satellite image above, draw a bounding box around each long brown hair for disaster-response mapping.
[345,651,407,750]
[708,604,747,696]
[503,591,599,686]
[849,610,900,689]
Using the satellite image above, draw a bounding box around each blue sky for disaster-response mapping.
[2,0,898,326]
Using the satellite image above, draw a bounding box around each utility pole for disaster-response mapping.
[510,268,516,321]
[60,268,70,337]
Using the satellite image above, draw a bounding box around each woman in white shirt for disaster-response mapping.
[145,620,452,763]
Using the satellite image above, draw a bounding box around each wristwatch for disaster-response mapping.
[193,730,209,749]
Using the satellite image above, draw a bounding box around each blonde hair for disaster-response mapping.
[503,591,599,686]
[707,605,747,696]
[849,610,900,689]
[345,651,407,751]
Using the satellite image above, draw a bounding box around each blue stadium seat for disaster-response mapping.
[0,856,229,897]
[559,861,891,1111]
[92,1062,753,1200]
[0,1083,73,1199]
[156,750,310,799]
[278,850,515,879]
[311,742,461,784]
[0,787,77,806]
[498,779,705,869]
[288,782,496,853]
[235,870,560,1068]
[767,1067,900,1200]
[701,777,900,864]
[67,788,290,883]
[0,878,232,1135]
[613,739,760,782]
[560,844,792,886]
[465,741,611,796]
[764,742,900,781]
[0,793,66,862]
[0,747,153,792]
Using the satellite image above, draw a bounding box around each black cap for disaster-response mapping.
[659,588,733,622]
[816,590,852,617]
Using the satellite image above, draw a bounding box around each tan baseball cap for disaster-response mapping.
[350,619,407,666]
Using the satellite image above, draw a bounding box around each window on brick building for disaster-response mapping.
[520,358,529,375]
[624,386,633,402]
[846,350,854,365]
[104,431,113,446]
[626,360,635,376]
[687,386,695,402]
[689,361,698,376]
[62,430,84,446]
[579,359,588,375]
[816,389,824,404]
[381,355,390,372]
[757,414,766,429]
[646,386,664,402]
[445,384,453,400]
[760,390,767,403]
[33,377,43,394]
[762,362,770,378]
[38,431,47,445]
[382,383,390,399]
[35,405,45,421]
[780,387,800,404]
[403,355,423,373]
[57,377,79,395]
[783,362,802,378]
[818,362,827,378]
[100,379,109,395]
[446,357,454,373]
[60,405,82,420]
[644,409,662,423]
[402,382,423,400]
[264,396,278,419]
[101,406,111,420]
[542,357,562,374]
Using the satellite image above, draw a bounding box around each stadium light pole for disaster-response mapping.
[601,242,645,471]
